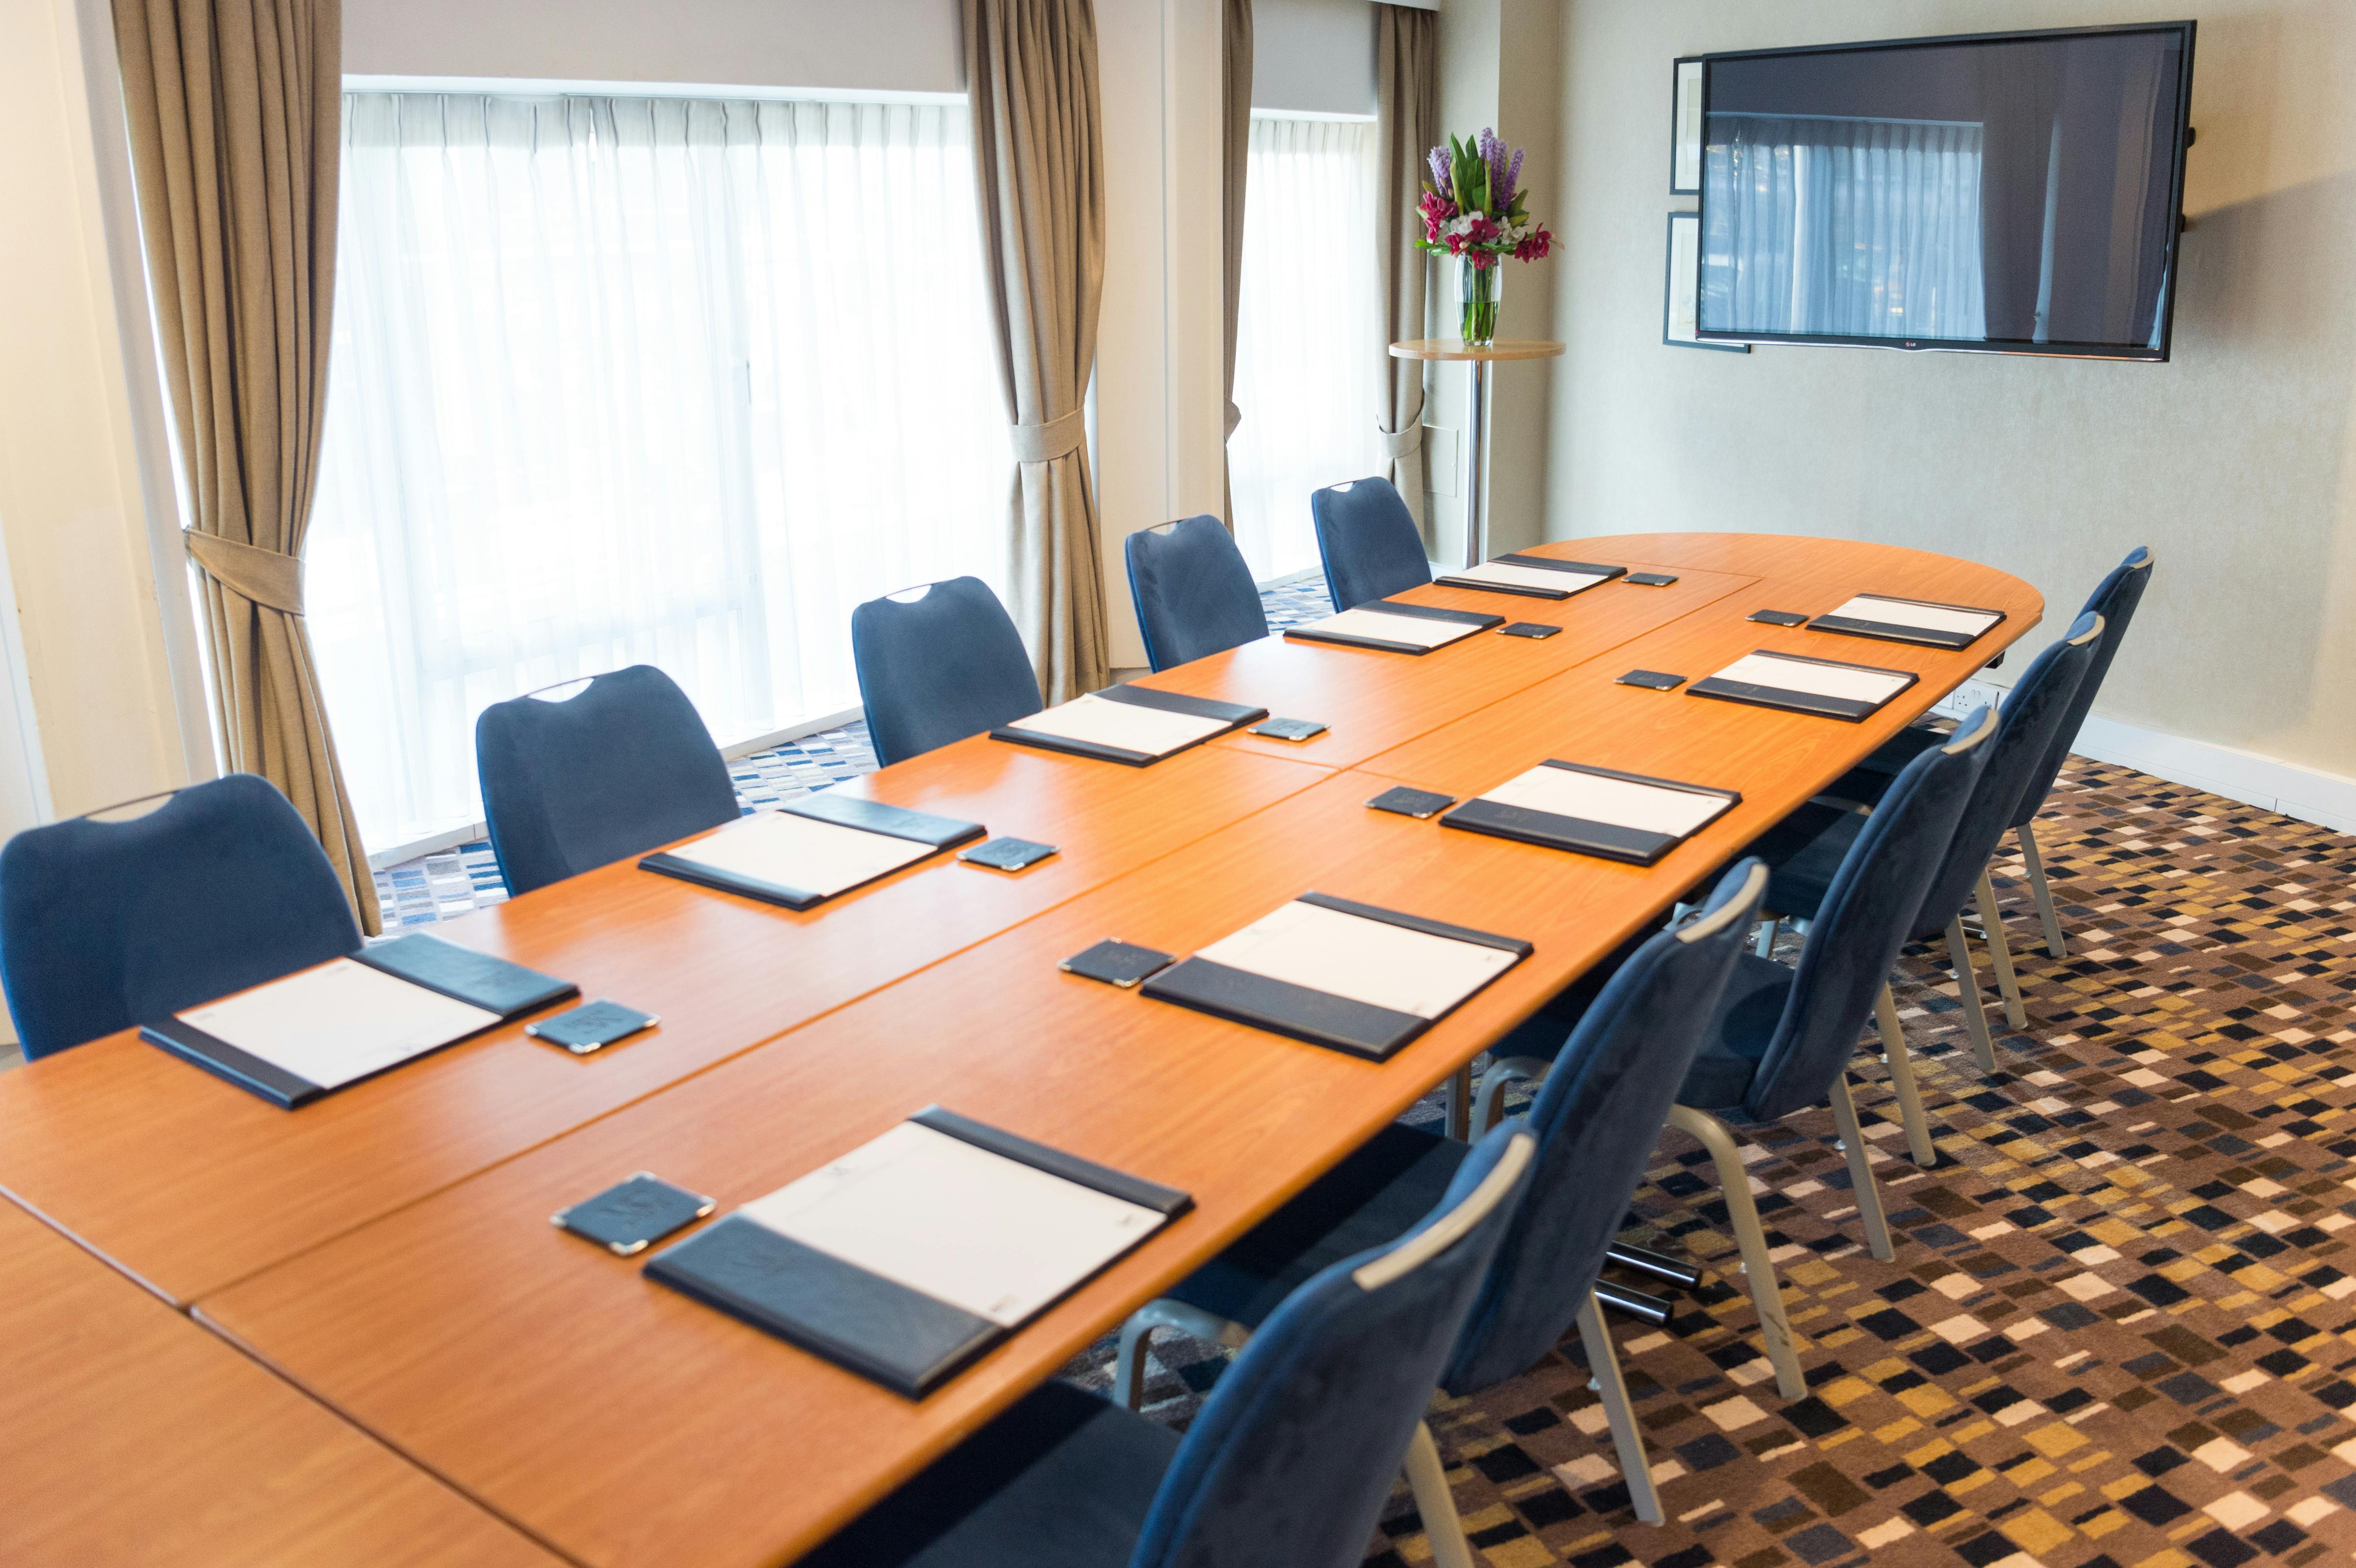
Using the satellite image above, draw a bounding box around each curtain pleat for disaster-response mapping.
[1701,115,1988,342]
[1374,4,1437,527]
[1229,117,1383,582]
[963,0,1111,703]
[113,0,381,933]
[1220,0,1253,528]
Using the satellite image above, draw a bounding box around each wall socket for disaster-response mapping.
[1928,676,2010,721]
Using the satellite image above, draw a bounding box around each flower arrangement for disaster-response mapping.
[1415,129,1554,345]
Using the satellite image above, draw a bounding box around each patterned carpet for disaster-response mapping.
[1075,758,2356,1568]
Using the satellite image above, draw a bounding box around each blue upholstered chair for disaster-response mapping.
[801,1122,1537,1568]
[851,577,1044,768]
[1124,515,1270,672]
[1113,858,1768,1526]
[1310,476,1431,610]
[1481,706,1997,1402]
[1747,615,2103,1090]
[1831,547,2152,959]
[0,774,360,1060]
[475,664,739,897]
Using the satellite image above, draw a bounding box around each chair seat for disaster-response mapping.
[1488,952,1795,1120]
[1163,1122,1469,1331]
[801,1381,1180,1568]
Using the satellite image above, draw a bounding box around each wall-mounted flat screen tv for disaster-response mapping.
[1696,23,2195,361]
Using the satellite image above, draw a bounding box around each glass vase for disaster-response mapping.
[1457,253,1502,346]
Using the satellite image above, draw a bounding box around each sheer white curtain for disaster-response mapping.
[309,94,1009,852]
[1701,114,1987,341]
[1227,115,1384,583]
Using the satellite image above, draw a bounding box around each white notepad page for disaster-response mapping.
[668,810,933,896]
[1447,560,1610,594]
[1714,652,1913,706]
[1828,595,2000,637]
[1003,692,1230,757]
[740,1122,1166,1327]
[1481,764,1730,838]
[175,958,501,1089]
[1299,608,1483,650]
[1194,900,1517,1020]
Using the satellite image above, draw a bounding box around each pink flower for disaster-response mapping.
[1514,225,1555,262]
[1418,191,1455,243]
[1465,215,1497,245]
[1471,251,1493,271]
[1444,232,1466,257]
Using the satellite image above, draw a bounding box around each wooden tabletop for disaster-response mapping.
[0,1199,559,1568]
[188,534,2041,1568]
[1389,337,1567,361]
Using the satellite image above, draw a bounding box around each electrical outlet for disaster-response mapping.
[1930,676,2008,720]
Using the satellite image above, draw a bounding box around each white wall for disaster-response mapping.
[1547,0,2356,787]
[1253,0,1375,115]
[344,0,962,93]
[0,0,194,819]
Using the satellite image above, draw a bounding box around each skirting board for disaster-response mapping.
[1927,678,2356,836]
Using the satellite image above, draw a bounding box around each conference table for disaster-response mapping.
[0,534,2040,1568]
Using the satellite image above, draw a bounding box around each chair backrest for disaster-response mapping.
[1912,612,2103,936]
[2009,545,2153,829]
[1743,704,1997,1123]
[1441,857,1769,1395]
[1130,1122,1537,1568]
[1309,477,1431,610]
[0,774,360,1059]
[1125,515,1271,673]
[850,577,1044,768]
[475,665,739,897]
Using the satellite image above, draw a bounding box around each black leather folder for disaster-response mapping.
[140,936,575,1109]
[1282,601,1504,655]
[644,1106,1190,1398]
[990,684,1267,767]
[1433,554,1628,600]
[1438,762,1739,866]
[1688,650,1918,723]
[640,798,985,911]
[1807,594,2005,650]
[1139,892,1531,1061]
[352,933,579,1017]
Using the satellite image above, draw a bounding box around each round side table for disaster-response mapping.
[1388,338,1565,569]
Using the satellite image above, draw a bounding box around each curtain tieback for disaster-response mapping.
[1378,420,1424,460]
[1011,408,1086,465]
[184,530,304,615]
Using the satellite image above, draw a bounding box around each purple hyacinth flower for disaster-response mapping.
[1427,143,1452,197]
[1497,147,1524,208]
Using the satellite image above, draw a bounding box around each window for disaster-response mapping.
[1701,114,1987,340]
[307,93,1009,853]
[1226,114,1383,584]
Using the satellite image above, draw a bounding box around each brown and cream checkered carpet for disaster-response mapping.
[1073,758,2356,1568]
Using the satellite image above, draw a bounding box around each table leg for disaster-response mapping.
[1446,1063,1473,1141]
[1463,359,1494,569]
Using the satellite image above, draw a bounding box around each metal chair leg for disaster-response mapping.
[1752,918,1777,958]
[1444,1063,1473,1141]
[1112,1298,1249,1411]
[1976,871,2027,1029]
[1403,1420,1475,1568]
[1577,1293,1663,1524]
[1946,916,1998,1074]
[2018,821,2067,960]
[1874,984,1935,1168]
[1666,1104,1804,1401]
[1827,1074,1896,1263]
[1112,1316,1154,1410]
[1471,1056,1550,1137]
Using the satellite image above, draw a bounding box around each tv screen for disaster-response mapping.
[1696,23,2195,360]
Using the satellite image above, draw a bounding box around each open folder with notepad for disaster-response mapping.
[1440,760,1740,865]
[1808,593,2005,650]
[1688,649,1919,722]
[991,685,1266,766]
[1139,893,1531,1060]
[645,1106,1191,1398]
[1284,601,1502,655]
[140,934,578,1108]
[1434,554,1626,600]
[641,795,985,911]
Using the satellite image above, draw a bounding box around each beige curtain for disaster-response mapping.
[964,0,1112,702]
[1374,3,1438,526]
[114,0,381,934]
[1220,0,1252,527]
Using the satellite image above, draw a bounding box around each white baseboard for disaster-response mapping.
[1925,678,2356,836]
